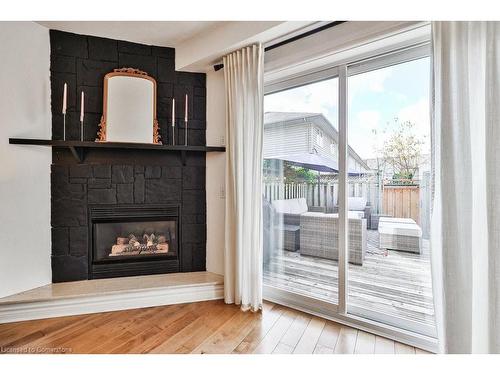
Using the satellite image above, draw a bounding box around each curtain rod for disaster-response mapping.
[213,21,346,71]
[264,21,345,52]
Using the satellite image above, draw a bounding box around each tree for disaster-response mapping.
[284,164,318,183]
[381,119,424,181]
[262,160,319,183]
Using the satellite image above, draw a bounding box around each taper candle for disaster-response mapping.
[80,91,84,141]
[80,92,84,122]
[172,98,175,145]
[62,83,67,140]
[184,94,188,146]
[172,98,175,125]
[62,83,67,114]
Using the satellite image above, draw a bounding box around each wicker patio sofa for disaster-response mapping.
[270,198,367,265]
[299,212,366,265]
[333,197,372,229]
[272,198,325,226]
[271,198,321,251]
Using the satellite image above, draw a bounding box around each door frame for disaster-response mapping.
[262,36,437,352]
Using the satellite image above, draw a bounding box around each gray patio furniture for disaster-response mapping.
[333,197,372,229]
[271,198,327,251]
[271,197,321,226]
[282,224,300,251]
[378,217,422,254]
[299,212,366,265]
[370,213,392,230]
[308,205,327,213]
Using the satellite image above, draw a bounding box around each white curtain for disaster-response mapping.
[431,21,500,353]
[223,44,264,312]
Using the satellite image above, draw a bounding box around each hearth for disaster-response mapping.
[89,205,180,279]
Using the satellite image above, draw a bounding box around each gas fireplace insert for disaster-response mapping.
[89,205,180,279]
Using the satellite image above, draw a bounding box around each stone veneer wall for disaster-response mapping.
[49,30,207,282]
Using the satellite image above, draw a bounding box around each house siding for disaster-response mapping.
[264,114,370,174]
[263,121,310,157]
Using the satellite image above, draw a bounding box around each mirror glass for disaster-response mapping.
[97,69,160,144]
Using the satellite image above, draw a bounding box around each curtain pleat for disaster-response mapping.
[223,45,264,312]
[431,21,500,353]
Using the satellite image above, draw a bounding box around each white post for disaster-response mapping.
[338,65,348,314]
[327,182,332,211]
[323,183,327,209]
[333,181,338,207]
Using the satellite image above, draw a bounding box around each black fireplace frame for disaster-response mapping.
[88,204,181,279]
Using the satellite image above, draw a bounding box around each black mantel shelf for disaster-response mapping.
[9,138,226,164]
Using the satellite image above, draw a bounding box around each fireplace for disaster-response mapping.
[49,31,208,283]
[89,205,180,279]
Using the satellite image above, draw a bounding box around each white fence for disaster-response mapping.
[263,176,382,214]
[263,173,431,238]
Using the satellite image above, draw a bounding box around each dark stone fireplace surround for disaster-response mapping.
[50,30,207,282]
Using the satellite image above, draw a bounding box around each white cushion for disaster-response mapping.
[287,200,302,214]
[379,217,416,224]
[301,212,338,218]
[321,212,365,219]
[348,197,367,211]
[272,200,286,213]
[378,221,422,237]
[272,198,308,214]
[297,198,308,213]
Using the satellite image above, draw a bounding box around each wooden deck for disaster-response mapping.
[264,230,436,337]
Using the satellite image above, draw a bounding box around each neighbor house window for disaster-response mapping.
[315,128,323,146]
[330,143,336,155]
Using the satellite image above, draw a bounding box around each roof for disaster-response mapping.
[264,111,370,170]
[263,152,366,176]
[264,112,322,124]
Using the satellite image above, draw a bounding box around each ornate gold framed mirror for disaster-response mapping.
[96,68,161,144]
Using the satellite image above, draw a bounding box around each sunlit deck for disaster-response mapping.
[264,229,436,337]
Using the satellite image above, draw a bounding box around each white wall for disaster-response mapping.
[176,21,315,71]
[0,22,52,298]
[205,70,226,275]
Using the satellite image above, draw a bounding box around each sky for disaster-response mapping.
[264,57,431,160]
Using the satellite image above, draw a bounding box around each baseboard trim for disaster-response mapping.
[0,283,224,324]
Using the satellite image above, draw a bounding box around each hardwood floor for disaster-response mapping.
[0,300,429,354]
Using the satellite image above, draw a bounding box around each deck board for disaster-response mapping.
[264,229,436,335]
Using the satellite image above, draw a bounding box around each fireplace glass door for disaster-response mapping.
[93,219,177,262]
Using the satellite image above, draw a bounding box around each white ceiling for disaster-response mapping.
[36,21,227,47]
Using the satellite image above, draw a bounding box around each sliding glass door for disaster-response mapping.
[262,44,436,340]
[346,55,435,336]
[263,77,340,308]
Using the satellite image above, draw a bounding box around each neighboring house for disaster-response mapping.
[263,112,370,174]
[364,153,431,180]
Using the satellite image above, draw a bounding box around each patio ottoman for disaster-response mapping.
[378,217,422,254]
[370,214,392,230]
